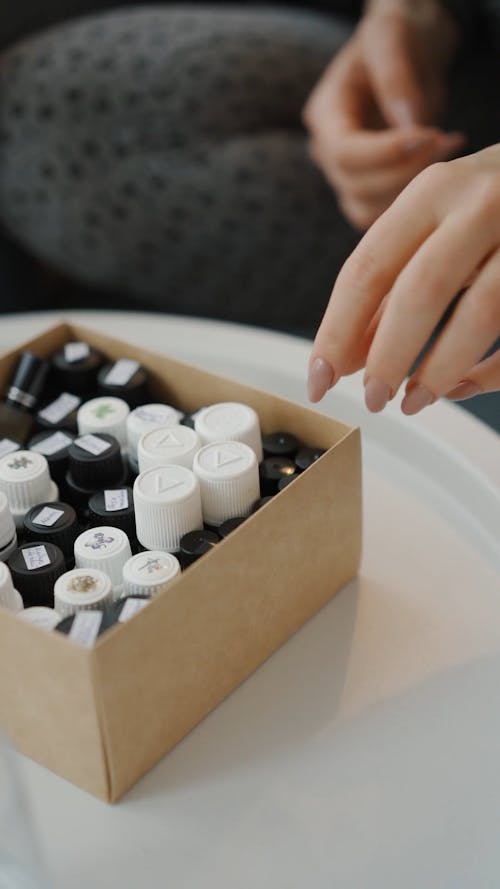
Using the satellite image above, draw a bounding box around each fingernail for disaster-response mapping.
[401,383,435,415]
[445,380,483,401]
[364,377,392,413]
[308,357,334,403]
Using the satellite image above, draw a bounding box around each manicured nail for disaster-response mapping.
[364,377,391,413]
[401,383,435,415]
[445,380,483,401]
[307,357,334,403]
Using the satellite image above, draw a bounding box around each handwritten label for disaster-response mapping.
[119,597,149,622]
[32,506,65,528]
[74,434,111,456]
[0,439,19,457]
[22,545,50,571]
[30,431,73,456]
[64,342,90,363]
[105,359,140,387]
[69,611,103,646]
[104,489,128,512]
[38,393,81,425]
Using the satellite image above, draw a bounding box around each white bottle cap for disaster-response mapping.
[0,562,23,612]
[0,491,17,555]
[133,465,203,552]
[126,404,184,459]
[138,425,200,473]
[193,440,260,526]
[74,526,132,598]
[54,568,113,617]
[77,397,130,449]
[122,550,181,597]
[19,606,62,630]
[0,451,58,527]
[194,402,263,462]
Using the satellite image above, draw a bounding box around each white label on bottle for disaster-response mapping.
[119,597,149,622]
[0,439,19,457]
[105,359,140,387]
[104,489,128,512]
[74,434,111,456]
[31,430,73,456]
[69,611,103,646]
[22,545,50,571]
[38,393,81,424]
[32,506,65,527]
[64,341,90,363]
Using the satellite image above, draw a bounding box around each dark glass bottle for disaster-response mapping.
[0,352,49,444]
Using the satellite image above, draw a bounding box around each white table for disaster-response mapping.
[2,312,499,889]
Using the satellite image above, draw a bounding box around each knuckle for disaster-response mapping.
[413,162,449,192]
[469,173,500,219]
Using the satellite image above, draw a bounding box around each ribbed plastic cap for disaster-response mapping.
[0,451,57,520]
[77,397,130,449]
[127,404,184,458]
[6,352,49,411]
[133,465,203,552]
[68,434,124,489]
[294,447,326,472]
[122,550,181,597]
[8,542,66,608]
[179,529,219,565]
[20,606,62,630]
[98,361,149,408]
[88,487,135,539]
[138,425,200,473]
[193,441,259,526]
[195,403,263,462]
[0,491,16,551]
[74,526,132,596]
[0,562,23,612]
[54,568,113,618]
[24,501,79,561]
[52,342,104,397]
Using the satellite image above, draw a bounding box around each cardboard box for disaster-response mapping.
[0,322,361,801]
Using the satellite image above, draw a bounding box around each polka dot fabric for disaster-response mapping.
[0,6,357,334]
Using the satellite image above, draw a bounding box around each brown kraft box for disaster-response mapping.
[0,322,362,802]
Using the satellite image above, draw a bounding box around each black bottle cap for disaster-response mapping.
[218,516,246,538]
[251,496,274,513]
[262,432,299,458]
[52,343,104,398]
[24,501,79,561]
[55,609,113,643]
[277,475,296,492]
[6,352,49,412]
[97,361,149,408]
[259,456,297,495]
[36,392,81,433]
[28,429,75,486]
[67,434,124,490]
[88,487,136,540]
[294,447,326,472]
[8,541,66,608]
[179,529,219,564]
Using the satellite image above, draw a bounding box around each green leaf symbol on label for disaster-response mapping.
[93,404,115,419]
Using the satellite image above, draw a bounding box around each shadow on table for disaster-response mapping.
[126,577,360,801]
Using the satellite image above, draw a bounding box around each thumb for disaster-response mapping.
[361,16,428,127]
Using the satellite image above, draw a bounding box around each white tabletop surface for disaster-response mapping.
[1,311,499,889]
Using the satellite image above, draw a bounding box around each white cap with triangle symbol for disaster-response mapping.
[137,424,200,473]
[193,441,259,526]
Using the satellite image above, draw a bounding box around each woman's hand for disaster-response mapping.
[307,147,500,412]
[303,0,464,230]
